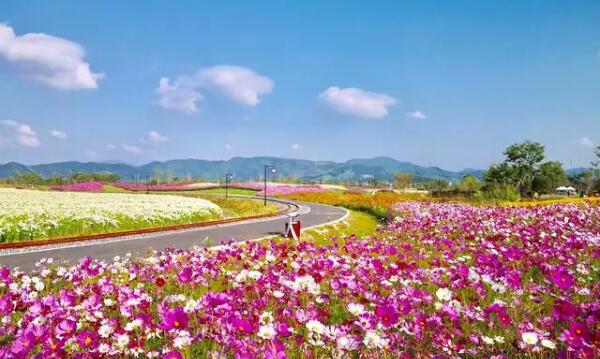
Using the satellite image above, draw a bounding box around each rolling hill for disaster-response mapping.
[0,156,484,183]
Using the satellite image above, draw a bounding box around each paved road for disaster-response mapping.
[0,200,347,271]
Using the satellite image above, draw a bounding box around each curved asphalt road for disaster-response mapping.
[0,200,348,271]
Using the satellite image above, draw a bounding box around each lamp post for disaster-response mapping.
[224,173,234,198]
[264,165,276,206]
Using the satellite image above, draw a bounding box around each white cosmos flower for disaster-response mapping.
[115,333,130,349]
[306,320,326,335]
[481,336,494,345]
[258,324,276,340]
[98,324,114,338]
[541,339,556,349]
[522,332,538,345]
[436,287,452,301]
[363,330,388,349]
[347,303,365,316]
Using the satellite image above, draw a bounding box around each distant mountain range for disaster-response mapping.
[0,157,485,183]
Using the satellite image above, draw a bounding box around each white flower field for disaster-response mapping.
[0,188,222,242]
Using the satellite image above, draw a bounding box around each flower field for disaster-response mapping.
[48,182,104,192]
[0,188,222,242]
[112,183,219,192]
[1,201,598,357]
[230,182,327,195]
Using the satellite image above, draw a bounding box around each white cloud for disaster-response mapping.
[579,136,595,148]
[140,130,168,143]
[318,86,396,119]
[1,120,40,147]
[155,65,273,113]
[405,110,427,120]
[122,143,143,155]
[0,23,103,90]
[106,144,116,151]
[50,129,67,139]
[225,144,232,150]
[291,144,302,151]
[156,77,203,114]
[197,65,274,106]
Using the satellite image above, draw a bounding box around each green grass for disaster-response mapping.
[195,196,279,218]
[274,210,378,246]
[102,184,134,193]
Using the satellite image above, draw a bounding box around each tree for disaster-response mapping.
[483,163,514,190]
[593,146,600,169]
[504,140,545,196]
[458,175,481,192]
[393,172,413,189]
[570,170,594,195]
[532,161,566,194]
[420,179,451,191]
[483,140,550,196]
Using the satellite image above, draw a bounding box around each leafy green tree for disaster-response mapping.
[420,179,451,191]
[483,140,560,196]
[532,161,566,194]
[393,172,413,189]
[458,175,482,192]
[13,172,43,186]
[483,162,514,189]
[504,140,545,195]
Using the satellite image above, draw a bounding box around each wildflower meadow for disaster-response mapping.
[0,201,598,357]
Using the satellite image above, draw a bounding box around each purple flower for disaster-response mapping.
[177,266,193,283]
[76,329,97,349]
[11,329,36,356]
[231,317,254,334]
[550,266,574,290]
[162,307,189,330]
[375,304,399,328]
[163,351,184,359]
[552,300,578,321]
[55,319,77,337]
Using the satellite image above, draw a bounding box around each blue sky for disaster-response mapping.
[0,1,599,170]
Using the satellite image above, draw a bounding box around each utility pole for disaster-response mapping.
[264,165,276,206]
[225,173,233,198]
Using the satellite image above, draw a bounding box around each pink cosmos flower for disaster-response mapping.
[162,307,189,330]
[76,329,98,349]
[231,317,254,334]
[177,266,193,283]
[552,300,579,321]
[375,305,399,328]
[10,329,36,356]
[550,267,574,290]
[163,350,184,359]
[55,319,77,337]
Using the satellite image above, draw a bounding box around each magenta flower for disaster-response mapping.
[561,321,591,348]
[163,350,184,359]
[231,317,254,334]
[550,266,574,290]
[177,266,193,283]
[55,319,77,337]
[568,322,590,340]
[552,300,579,321]
[76,329,98,349]
[162,307,189,330]
[375,304,399,328]
[10,329,36,356]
